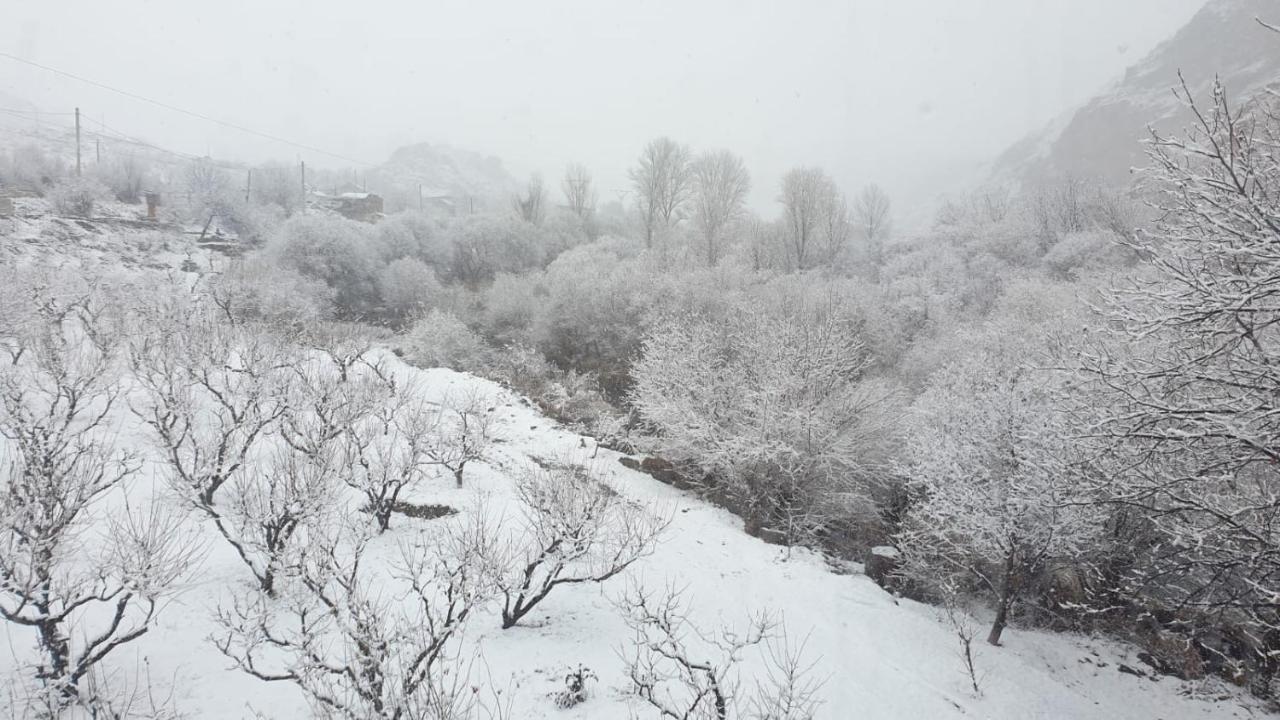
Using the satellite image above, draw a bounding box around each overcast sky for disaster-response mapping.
[2,0,1205,222]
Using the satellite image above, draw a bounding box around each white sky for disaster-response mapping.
[1,0,1206,218]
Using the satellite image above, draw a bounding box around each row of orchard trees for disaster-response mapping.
[0,270,827,718]
[627,79,1280,693]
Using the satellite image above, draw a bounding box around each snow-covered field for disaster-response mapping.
[0,345,1259,719]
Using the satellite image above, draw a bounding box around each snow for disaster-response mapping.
[0,348,1259,719]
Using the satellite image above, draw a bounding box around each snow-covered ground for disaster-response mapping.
[0,345,1260,719]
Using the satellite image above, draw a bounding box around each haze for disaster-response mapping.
[2,0,1205,224]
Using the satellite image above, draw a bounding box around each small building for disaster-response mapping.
[310,191,384,223]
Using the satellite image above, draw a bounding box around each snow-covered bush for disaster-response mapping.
[93,153,154,203]
[400,308,496,372]
[378,255,443,324]
[1042,230,1135,280]
[210,258,336,327]
[375,211,449,267]
[631,287,900,547]
[441,214,547,286]
[342,392,435,532]
[265,213,381,318]
[0,143,65,190]
[48,175,111,217]
[533,242,664,393]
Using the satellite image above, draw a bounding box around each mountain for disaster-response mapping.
[365,142,519,213]
[991,0,1280,189]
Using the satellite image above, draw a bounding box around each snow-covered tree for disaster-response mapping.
[631,137,692,247]
[343,395,436,532]
[130,306,332,596]
[617,582,821,720]
[631,288,899,545]
[897,325,1099,645]
[425,388,495,488]
[216,515,497,719]
[1079,79,1280,651]
[562,162,597,224]
[852,184,891,243]
[778,167,827,271]
[691,150,751,265]
[512,173,547,225]
[0,288,198,710]
[495,461,667,629]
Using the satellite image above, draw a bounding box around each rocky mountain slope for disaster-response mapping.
[992,0,1280,188]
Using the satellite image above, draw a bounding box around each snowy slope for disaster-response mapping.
[0,346,1259,719]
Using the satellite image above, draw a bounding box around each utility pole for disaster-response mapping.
[418,183,423,212]
[300,160,306,214]
[74,107,81,177]
[95,139,100,164]
[246,168,252,203]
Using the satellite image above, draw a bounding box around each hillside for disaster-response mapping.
[0,217,1264,719]
[991,0,1280,188]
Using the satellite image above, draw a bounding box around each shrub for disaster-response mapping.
[378,256,443,324]
[48,176,110,217]
[266,214,380,318]
[399,309,495,371]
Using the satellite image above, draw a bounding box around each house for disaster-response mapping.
[310,191,384,223]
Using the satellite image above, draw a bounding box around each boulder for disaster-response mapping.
[865,546,901,589]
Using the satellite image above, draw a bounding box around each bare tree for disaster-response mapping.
[630,137,692,247]
[251,162,305,216]
[562,162,597,223]
[0,291,198,710]
[220,444,340,596]
[343,396,436,532]
[129,310,328,596]
[496,461,667,629]
[129,311,287,511]
[691,150,751,265]
[816,184,851,267]
[851,184,891,243]
[778,168,834,270]
[216,515,496,719]
[512,173,547,225]
[426,389,495,488]
[616,583,821,720]
[937,582,984,697]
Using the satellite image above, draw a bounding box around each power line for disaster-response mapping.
[0,50,374,167]
[0,107,75,116]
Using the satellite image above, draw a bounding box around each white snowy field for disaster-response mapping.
[0,345,1259,720]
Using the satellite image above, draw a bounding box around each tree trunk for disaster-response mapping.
[988,550,1018,646]
[987,601,1008,646]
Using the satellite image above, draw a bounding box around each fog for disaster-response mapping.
[2,0,1203,224]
